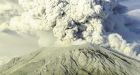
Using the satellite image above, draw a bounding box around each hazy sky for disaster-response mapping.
[0,32,39,57]
[121,0,140,11]
[0,0,39,58]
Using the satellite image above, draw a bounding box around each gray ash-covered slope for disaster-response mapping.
[0,44,140,75]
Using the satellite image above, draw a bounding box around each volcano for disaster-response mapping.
[0,0,140,75]
[0,44,140,75]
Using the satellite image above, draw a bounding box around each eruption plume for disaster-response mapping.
[1,0,140,57]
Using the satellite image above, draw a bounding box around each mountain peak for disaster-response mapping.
[0,45,140,75]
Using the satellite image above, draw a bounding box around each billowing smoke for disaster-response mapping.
[37,31,56,47]
[9,0,116,44]
[108,33,135,55]
[1,0,140,57]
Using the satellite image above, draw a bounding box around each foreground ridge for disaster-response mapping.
[0,44,140,75]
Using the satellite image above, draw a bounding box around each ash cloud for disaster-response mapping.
[1,0,140,58]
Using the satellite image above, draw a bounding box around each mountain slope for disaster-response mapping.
[0,44,140,75]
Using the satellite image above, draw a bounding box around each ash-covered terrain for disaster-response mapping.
[0,44,140,75]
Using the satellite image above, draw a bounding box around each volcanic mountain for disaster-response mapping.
[0,44,140,75]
